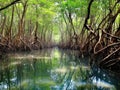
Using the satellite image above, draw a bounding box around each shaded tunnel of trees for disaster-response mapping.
[0,0,120,72]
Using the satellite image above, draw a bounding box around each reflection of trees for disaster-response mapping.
[90,66,120,90]
[0,57,53,90]
[51,50,80,90]
[0,49,120,90]
[51,49,119,90]
[0,59,10,90]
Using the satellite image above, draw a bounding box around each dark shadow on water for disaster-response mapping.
[0,48,120,90]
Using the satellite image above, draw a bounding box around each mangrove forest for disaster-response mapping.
[0,0,120,90]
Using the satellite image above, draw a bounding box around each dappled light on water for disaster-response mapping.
[0,48,119,90]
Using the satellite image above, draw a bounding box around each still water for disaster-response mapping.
[0,48,120,90]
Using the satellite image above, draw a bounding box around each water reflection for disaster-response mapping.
[0,48,120,90]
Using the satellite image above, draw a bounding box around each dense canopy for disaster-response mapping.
[0,0,120,71]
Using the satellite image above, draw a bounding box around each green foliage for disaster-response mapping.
[0,0,120,46]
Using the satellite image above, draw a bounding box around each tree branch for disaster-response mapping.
[94,42,120,54]
[0,0,20,11]
[99,47,120,64]
[83,0,94,30]
[81,0,96,36]
[97,0,120,29]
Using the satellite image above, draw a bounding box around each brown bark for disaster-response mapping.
[94,42,120,54]
[97,1,119,29]
[82,0,94,31]
[1,15,6,36]
[34,5,39,43]
[99,47,120,64]
[18,0,28,38]
[8,5,14,43]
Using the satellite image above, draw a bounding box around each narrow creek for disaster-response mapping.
[0,48,120,90]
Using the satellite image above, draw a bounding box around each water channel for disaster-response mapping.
[0,48,120,90]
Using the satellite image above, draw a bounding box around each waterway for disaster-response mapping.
[0,48,120,90]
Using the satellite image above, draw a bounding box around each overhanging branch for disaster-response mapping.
[0,0,20,11]
[81,0,95,36]
[83,0,94,30]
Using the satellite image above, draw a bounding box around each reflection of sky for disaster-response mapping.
[51,48,61,58]
[0,48,119,90]
[92,79,114,88]
[50,64,116,90]
[0,84,7,90]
